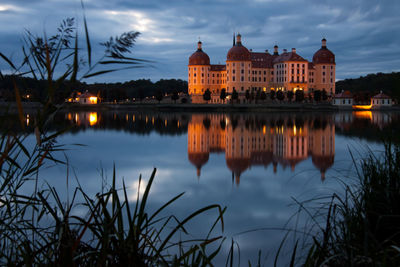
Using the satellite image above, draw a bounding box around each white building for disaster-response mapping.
[333,90,353,107]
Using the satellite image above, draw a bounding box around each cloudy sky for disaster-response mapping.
[0,0,399,83]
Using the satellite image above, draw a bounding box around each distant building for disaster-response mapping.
[333,90,353,107]
[66,90,98,104]
[188,34,336,103]
[371,91,392,108]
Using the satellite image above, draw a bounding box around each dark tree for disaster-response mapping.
[255,90,260,103]
[138,88,145,102]
[276,90,284,101]
[220,88,226,103]
[231,89,239,104]
[203,89,211,102]
[314,90,321,102]
[171,90,179,103]
[260,91,266,101]
[295,90,304,102]
[322,89,328,101]
[155,89,163,103]
[287,91,294,102]
[270,90,276,100]
[245,89,251,103]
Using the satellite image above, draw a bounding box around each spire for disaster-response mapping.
[236,33,242,45]
[273,44,279,56]
[197,38,202,51]
[321,38,327,48]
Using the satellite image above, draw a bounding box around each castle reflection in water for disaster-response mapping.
[19,109,392,185]
[188,114,335,184]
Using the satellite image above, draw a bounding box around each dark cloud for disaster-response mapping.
[1,0,399,82]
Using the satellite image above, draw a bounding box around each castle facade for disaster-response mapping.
[188,34,335,103]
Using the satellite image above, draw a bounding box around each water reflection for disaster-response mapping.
[188,114,335,183]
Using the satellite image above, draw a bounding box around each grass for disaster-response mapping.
[289,143,400,266]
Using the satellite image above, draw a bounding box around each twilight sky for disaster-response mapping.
[0,0,399,83]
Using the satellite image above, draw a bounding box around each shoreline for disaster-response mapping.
[1,101,399,112]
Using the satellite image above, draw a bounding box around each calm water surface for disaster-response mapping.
[20,110,397,265]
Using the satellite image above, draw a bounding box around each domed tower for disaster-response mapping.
[226,34,252,101]
[188,114,210,178]
[188,41,210,103]
[312,38,336,96]
[310,121,335,181]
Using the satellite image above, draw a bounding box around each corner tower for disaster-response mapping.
[226,34,252,102]
[312,38,336,95]
[188,41,210,103]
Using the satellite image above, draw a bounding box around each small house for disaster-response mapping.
[371,91,392,108]
[65,90,98,104]
[332,90,353,107]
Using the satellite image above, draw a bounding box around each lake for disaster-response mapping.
[16,109,398,265]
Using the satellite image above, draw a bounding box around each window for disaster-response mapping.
[233,76,235,81]
[323,66,325,69]
[241,76,244,81]
[233,69,235,74]
[241,69,244,74]
[323,72,325,75]
[241,86,244,91]
[264,71,266,75]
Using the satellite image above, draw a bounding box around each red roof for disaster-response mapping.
[189,48,210,65]
[372,92,391,99]
[313,47,335,64]
[334,90,352,99]
[251,52,274,68]
[227,42,251,61]
[273,51,307,64]
[210,64,226,71]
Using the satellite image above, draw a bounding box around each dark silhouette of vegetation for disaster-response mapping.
[171,89,179,103]
[293,143,400,266]
[314,90,321,102]
[0,75,188,103]
[231,89,238,103]
[260,91,266,101]
[245,89,251,103]
[203,88,211,102]
[220,88,226,103]
[336,71,400,101]
[322,89,328,101]
[276,90,284,101]
[270,90,275,100]
[287,91,294,102]
[155,89,163,103]
[295,90,304,102]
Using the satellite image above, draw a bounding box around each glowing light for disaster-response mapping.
[353,111,372,120]
[293,125,297,136]
[263,125,266,134]
[89,96,97,104]
[353,104,372,110]
[89,112,98,126]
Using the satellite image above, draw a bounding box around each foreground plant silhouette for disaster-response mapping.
[287,143,400,266]
[0,8,225,265]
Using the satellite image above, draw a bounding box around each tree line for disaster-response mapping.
[336,71,400,102]
[0,75,188,103]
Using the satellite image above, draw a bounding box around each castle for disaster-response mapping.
[188,34,335,103]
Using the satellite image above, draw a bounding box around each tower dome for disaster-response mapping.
[227,34,251,61]
[313,38,335,64]
[189,41,210,65]
[188,152,209,177]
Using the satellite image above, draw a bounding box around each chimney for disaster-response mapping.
[265,49,269,53]
[283,49,287,53]
[292,48,296,53]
